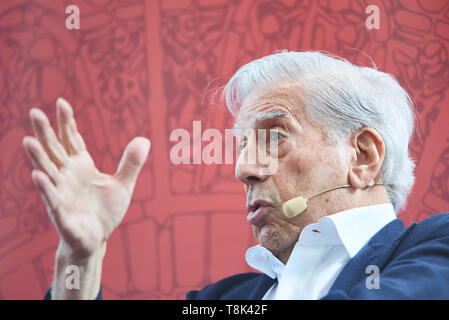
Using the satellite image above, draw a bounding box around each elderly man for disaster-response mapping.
[23,51,449,300]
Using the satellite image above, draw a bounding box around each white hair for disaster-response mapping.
[224,50,416,214]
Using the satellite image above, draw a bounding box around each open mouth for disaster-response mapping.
[252,202,262,212]
[247,200,272,225]
[247,200,270,213]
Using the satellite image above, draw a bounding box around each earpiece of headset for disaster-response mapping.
[282,180,385,218]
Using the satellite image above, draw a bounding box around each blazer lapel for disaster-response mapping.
[324,218,415,297]
[222,273,277,300]
[247,274,277,300]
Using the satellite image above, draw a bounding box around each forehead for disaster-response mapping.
[234,82,306,129]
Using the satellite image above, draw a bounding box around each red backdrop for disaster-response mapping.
[1,0,449,299]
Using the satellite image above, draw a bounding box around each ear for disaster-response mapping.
[348,127,385,189]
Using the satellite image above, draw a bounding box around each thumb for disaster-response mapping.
[115,137,151,191]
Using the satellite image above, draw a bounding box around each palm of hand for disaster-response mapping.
[23,98,150,259]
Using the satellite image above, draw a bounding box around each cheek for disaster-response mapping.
[271,148,312,202]
[315,144,350,180]
[271,159,308,203]
[272,142,347,202]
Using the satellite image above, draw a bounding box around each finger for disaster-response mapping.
[31,169,60,222]
[115,137,151,191]
[23,136,60,185]
[56,97,86,154]
[29,108,69,167]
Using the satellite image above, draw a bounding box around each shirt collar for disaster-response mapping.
[246,245,284,279]
[245,203,396,279]
[322,202,396,257]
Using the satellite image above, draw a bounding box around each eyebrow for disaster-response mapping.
[233,110,289,131]
[255,110,289,124]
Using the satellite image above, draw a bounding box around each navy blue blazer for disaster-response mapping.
[187,212,449,299]
[45,212,449,300]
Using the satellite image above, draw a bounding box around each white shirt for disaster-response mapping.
[245,203,396,300]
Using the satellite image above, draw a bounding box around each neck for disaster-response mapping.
[308,184,392,221]
[278,186,392,265]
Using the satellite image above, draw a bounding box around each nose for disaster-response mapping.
[235,143,271,186]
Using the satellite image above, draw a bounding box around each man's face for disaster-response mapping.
[234,83,353,263]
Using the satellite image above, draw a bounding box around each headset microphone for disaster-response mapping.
[282,180,384,218]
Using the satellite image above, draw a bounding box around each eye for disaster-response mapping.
[269,130,286,144]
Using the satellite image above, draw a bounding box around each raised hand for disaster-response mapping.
[23,98,150,298]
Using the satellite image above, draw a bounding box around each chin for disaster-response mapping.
[256,225,288,254]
